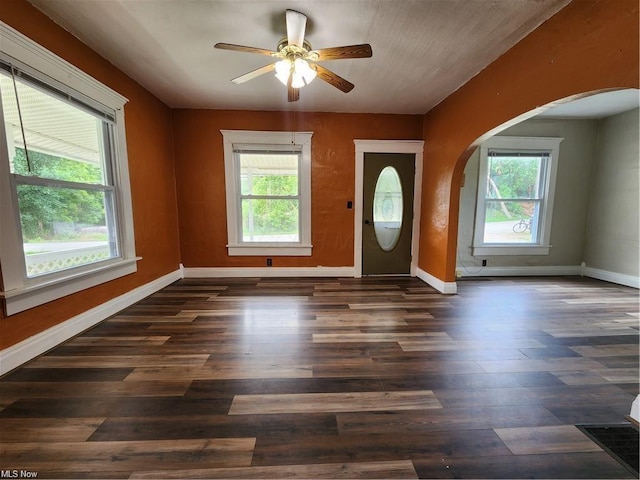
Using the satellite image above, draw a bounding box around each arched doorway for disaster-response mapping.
[455,89,639,287]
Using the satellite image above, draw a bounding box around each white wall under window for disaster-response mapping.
[221,130,312,256]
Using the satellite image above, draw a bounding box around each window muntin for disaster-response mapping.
[1,68,120,278]
[221,130,312,257]
[373,166,403,252]
[472,136,562,256]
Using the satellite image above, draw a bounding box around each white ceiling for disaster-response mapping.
[28,0,573,114]
[537,89,640,119]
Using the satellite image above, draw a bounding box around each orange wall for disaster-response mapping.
[0,0,181,348]
[420,0,639,282]
[172,109,423,267]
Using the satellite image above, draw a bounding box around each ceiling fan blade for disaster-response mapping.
[214,43,277,57]
[231,63,275,84]
[286,9,307,47]
[313,44,373,61]
[287,75,300,102]
[312,64,354,93]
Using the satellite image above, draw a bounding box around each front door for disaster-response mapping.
[362,153,415,275]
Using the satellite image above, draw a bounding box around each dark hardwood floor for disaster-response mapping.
[1,276,638,479]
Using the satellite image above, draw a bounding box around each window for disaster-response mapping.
[473,136,562,256]
[222,130,312,256]
[0,23,136,315]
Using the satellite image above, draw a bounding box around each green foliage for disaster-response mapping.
[488,156,540,199]
[13,149,106,241]
[242,174,298,237]
[485,201,528,222]
[244,173,298,196]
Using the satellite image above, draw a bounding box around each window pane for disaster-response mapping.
[0,73,106,184]
[16,184,118,277]
[486,155,542,199]
[241,198,299,242]
[239,153,298,196]
[373,166,403,252]
[483,200,538,244]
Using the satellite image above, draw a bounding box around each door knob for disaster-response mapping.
[364,219,371,225]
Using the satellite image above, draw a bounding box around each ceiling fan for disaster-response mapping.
[214,9,372,102]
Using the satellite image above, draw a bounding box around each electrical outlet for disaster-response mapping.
[455,270,462,278]
[482,259,487,266]
[266,258,272,267]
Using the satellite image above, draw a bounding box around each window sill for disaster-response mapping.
[472,245,551,256]
[227,244,312,256]
[1,257,140,316]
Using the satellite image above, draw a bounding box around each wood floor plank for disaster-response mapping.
[89,413,337,441]
[312,359,484,378]
[562,297,639,304]
[28,354,210,368]
[570,344,639,356]
[494,425,603,455]
[595,367,640,383]
[2,367,133,382]
[129,460,418,479]
[399,338,545,351]
[66,336,170,346]
[336,405,561,434]
[477,357,605,373]
[433,387,541,408]
[125,364,314,381]
[544,326,639,337]
[107,314,198,323]
[413,452,634,479]
[0,438,256,471]
[552,371,610,385]
[313,332,451,343]
[0,381,191,398]
[228,391,442,415]
[0,418,105,442]
[348,302,452,309]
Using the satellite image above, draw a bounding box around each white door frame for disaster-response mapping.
[354,140,424,278]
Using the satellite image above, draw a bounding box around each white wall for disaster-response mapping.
[583,108,640,280]
[457,117,599,274]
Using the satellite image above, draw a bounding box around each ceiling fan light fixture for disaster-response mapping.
[294,58,316,85]
[274,58,316,88]
[274,59,291,85]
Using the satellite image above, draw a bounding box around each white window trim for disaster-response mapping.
[472,136,563,256]
[0,22,138,316]
[221,130,312,256]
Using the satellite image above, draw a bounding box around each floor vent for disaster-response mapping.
[577,424,639,476]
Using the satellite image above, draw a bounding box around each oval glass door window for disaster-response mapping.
[373,166,403,251]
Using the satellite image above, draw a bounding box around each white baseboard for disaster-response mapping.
[0,268,183,376]
[183,266,355,278]
[630,395,640,423]
[581,266,639,289]
[455,265,581,277]
[416,267,457,294]
[455,264,639,289]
